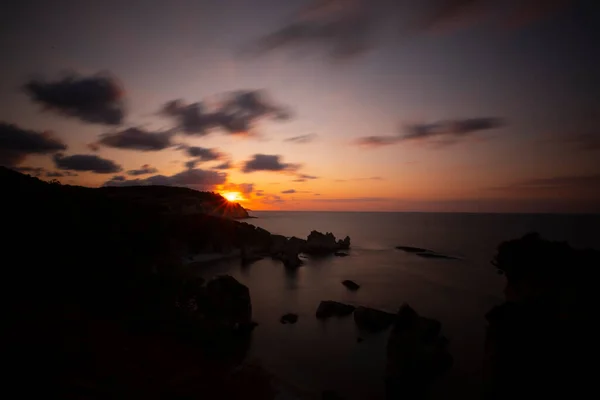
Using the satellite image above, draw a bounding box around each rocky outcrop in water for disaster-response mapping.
[484,233,600,399]
[280,313,298,324]
[316,301,356,319]
[266,231,352,268]
[385,304,452,399]
[305,231,351,254]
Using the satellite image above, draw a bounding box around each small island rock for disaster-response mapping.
[280,313,298,324]
[342,280,360,291]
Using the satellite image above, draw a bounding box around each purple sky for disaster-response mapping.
[1,0,599,212]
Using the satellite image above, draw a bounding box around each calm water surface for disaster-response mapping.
[196,212,599,399]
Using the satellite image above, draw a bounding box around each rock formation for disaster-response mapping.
[385,304,452,399]
[484,233,599,399]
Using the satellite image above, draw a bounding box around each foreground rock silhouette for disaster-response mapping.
[316,300,356,319]
[484,233,600,399]
[354,306,396,332]
[2,168,273,398]
[386,304,452,399]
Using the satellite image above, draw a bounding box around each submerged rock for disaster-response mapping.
[385,304,452,399]
[396,246,428,253]
[316,300,356,319]
[416,252,459,260]
[396,245,459,260]
[353,306,395,332]
[342,280,360,291]
[334,252,349,257]
[280,313,298,324]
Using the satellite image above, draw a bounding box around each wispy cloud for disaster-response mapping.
[250,0,571,61]
[285,133,318,144]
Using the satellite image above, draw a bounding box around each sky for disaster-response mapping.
[1,0,599,213]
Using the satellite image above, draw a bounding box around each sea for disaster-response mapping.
[195,211,600,399]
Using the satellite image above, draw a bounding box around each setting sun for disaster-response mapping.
[222,191,242,202]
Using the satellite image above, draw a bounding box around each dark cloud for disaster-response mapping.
[112,175,127,182]
[24,73,125,125]
[127,164,159,176]
[46,171,65,178]
[103,168,227,190]
[242,154,301,173]
[356,117,505,147]
[0,122,67,166]
[255,190,265,197]
[13,166,46,176]
[53,154,122,174]
[282,189,297,194]
[161,90,289,136]
[213,161,233,170]
[285,133,318,144]
[185,146,223,161]
[97,128,174,151]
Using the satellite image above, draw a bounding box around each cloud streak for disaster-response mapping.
[127,164,158,176]
[0,122,67,166]
[356,117,505,147]
[24,73,125,125]
[285,133,318,144]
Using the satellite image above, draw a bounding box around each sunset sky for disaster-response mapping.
[1,0,599,212]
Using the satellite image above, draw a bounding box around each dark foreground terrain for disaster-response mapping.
[3,167,598,399]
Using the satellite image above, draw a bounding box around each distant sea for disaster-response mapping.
[196,212,600,399]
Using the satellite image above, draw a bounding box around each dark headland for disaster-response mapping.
[3,167,598,399]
